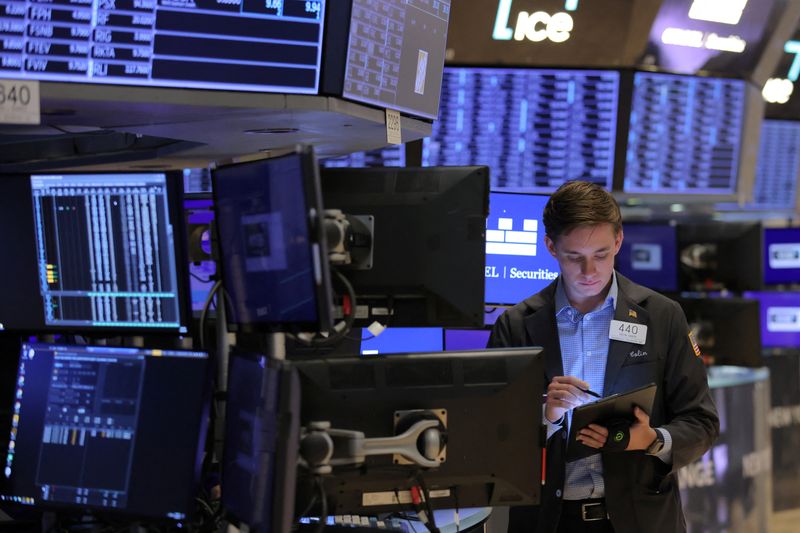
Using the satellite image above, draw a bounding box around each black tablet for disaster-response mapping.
[566,383,657,461]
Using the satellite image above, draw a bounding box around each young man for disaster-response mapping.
[488,181,719,533]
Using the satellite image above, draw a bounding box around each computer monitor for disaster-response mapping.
[184,197,216,315]
[222,352,300,533]
[764,228,800,286]
[212,146,334,333]
[485,192,559,306]
[677,222,763,291]
[674,296,762,367]
[360,328,443,355]
[0,342,210,523]
[443,329,491,351]
[0,172,190,333]
[423,67,620,192]
[2,2,327,94]
[623,72,746,197]
[293,347,544,516]
[320,145,406,169]
[749,120,800,210]
[325,0,451,119]
[615,223,678,292]
[320,165,489,327]
[743,291,800,349]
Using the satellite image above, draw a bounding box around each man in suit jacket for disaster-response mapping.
[488,181,719,533]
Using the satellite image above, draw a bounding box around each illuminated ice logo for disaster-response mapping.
[486,217,538,256]
[631,244,662,271]
[769,243,800,269]
[767,307,800,332]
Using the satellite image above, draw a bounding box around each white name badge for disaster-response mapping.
[609,320,647,345]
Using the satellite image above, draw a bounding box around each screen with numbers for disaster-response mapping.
[623,72,746,195]
[341,0,450,119]
[0,0,326,94]
[422,67,620,192]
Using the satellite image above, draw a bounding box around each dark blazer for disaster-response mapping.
[488,273,719,533]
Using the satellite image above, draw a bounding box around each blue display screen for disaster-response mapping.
[360,328,443,355]
[624,72,745,195]
[752,120,800,209]
[764,228,800,285]
[423,67,619,192]
[743,291,800,348]
[444,329,491,351]
[615,223,678,292]
[485,192,559,305]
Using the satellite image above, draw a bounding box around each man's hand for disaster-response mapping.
[625,406,658,451]
[544,376,594,423]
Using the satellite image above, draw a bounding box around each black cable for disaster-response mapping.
[190,271,213,283]
[313,476,328,533]
[198,279,222,351]
[288,268,357,348]
[415,472,440,533]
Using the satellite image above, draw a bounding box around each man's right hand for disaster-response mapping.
[544,376,594,423]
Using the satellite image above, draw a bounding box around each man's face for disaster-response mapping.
[545,223,623,309]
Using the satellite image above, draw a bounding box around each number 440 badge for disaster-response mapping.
[609,320,648,345]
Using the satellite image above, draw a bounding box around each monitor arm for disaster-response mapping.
[299,411,447,475]
[323,209,373,269]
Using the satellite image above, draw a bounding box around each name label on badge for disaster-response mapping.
[610,320,647,345]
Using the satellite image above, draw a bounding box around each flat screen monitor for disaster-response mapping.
[485,192,559,306]
[750,120,800,210]
[623,72,746,196]
[0,1,326,94]
[674,296,761,367]
[222,352,299,533]
[320,145,405,169]
[743,291,800,349]
[764,228,800,286]
[0,342,210,523]
[0,172,190,333]
[212,146,333,333]
[339,0,451,119]
[677,222,763,292]
[444,329,491,351]
[320,165,489,327]
[615,223,678,292]
[293,347,544,515]
[360,327,443,355]
[423,67,620,191]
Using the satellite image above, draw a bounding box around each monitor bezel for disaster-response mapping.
[211,145,334,334]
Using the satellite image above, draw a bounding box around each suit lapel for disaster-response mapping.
[603,286,650,394]
[523,307,563,383]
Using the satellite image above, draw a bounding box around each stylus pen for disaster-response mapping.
[580,388,602,399]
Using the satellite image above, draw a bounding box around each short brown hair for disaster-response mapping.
[543,181,622,241]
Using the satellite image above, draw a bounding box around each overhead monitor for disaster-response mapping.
[360,327,443,355]
[0,172,190,333]
[615,223,678,292]
[293,347,544,516]
[623,72,746,196]
[764,228,800,286]
[443,329,491,351]
[0,0,326,93]
[320,165,489,328]
[485,192,559,306]
[0,342,210,523]
[423,67,620,191]
[320,145,406,169]
[212,146,333,333]
[338,0,451,119]
[749,120,800,210]
[675,296,761,367]
[743,291,800,349]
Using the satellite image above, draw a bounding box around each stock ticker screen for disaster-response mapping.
[0,343,209,520]
[624,72,746,195]
[29,173,185,331]
[0,0,326,93]
[751,120,800,209]
[422,68,619,192]
[342,0,450,119]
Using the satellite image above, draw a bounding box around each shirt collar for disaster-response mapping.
[555,271,619,316]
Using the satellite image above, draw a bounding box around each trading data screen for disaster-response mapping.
[485,192,559,305]
[320,145,405,168]
[0,343,209,521]
[751,120,800,209]
[342,0,450,119]
[624,72,746,195]
[423,68,619,192]
[29,173,184,331]
[0,0,325,93]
